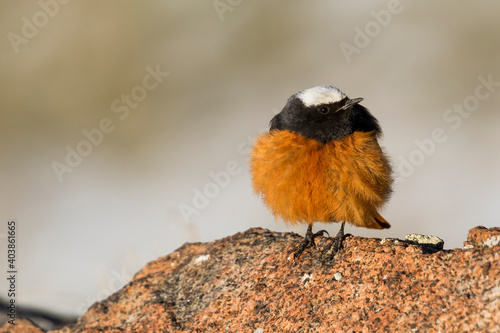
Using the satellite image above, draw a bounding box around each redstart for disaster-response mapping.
[250,85,393,260]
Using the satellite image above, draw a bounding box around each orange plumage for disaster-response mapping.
[250,130,392,229]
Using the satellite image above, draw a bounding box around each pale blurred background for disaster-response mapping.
[1,0,499,323]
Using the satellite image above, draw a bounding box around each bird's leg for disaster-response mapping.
[332,221,345,253]
[323,221,345,262]
[292,225,329,259]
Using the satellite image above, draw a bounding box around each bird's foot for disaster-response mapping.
[291,225,329,259]
[322,222,346,263]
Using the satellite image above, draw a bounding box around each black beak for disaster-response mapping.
[338,97,364,111]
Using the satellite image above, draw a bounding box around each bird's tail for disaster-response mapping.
[374,213,391,229]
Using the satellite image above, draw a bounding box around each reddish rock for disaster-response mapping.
[2,226,499,332]
[464,226,500,248]
[0,319,45,333]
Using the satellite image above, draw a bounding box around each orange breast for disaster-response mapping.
[249,130,392,229]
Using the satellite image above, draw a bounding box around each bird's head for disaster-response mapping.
[270,85,381,144]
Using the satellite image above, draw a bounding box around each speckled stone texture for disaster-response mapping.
[0,319,45,333]
[2,226,499,332]
[464,226,500,249]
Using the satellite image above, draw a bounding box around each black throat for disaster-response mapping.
[270,97,381,144]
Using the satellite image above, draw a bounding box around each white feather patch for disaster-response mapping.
[296,85,346,107]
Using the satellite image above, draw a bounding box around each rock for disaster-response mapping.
[0,319,45,333]
[464,226,500,249]
[405,233,444,250]
[1,226,499,332]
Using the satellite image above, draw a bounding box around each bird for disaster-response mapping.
[249,85,393,260]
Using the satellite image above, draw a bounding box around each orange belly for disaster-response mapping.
[250,130,392,229]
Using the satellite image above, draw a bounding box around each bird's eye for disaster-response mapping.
[318,106,330,114]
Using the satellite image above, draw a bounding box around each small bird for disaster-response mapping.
[250,85,393,260]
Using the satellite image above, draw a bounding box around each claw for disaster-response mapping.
[291,225,329,259]
[322,222,345,263]
[314,229,330,238]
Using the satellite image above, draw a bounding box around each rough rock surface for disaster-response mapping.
[2,226,499,332]
[0,319,45,333]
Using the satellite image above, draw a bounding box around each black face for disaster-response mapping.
[270,95,381,144]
